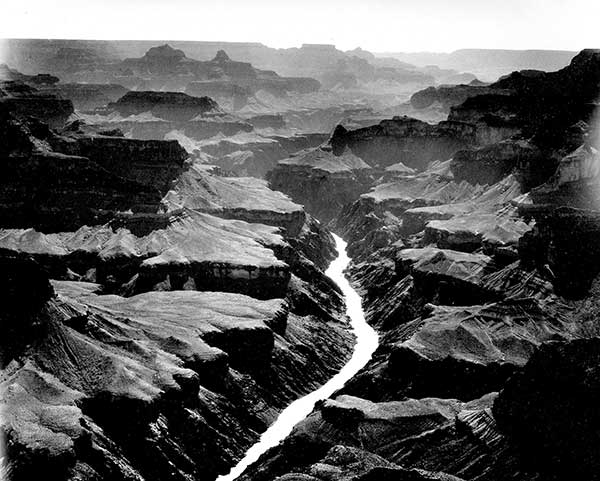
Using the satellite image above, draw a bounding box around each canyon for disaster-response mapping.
[1,37,599,481]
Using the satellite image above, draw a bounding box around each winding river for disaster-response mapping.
[216,234,379,481]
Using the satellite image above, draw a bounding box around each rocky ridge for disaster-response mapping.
[237,49,600,481]
[0,77,355,481]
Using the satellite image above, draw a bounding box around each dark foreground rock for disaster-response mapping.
[237,49,600,481]
[494,338,600,480]
[0,80,74,127]
[0,86,355,481]
[0,254,353,481]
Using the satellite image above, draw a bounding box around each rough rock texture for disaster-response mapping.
[0,254,353,481]
[164,163,307,234]
[275,444,466,481]
[270,49,600,234]
[423,208,531,254]
[5,42,600,481]
[0,87,359,481]
[329,118,477,170]
[0,210,290,299]
[52,128,189,193]
[108,91,220,121]
[345,298,575,402]
[238,392,533,481]
[197,133,327,178]
[0,109,162,232]
[515,135,600,296]
[268,145,378,223]
[410,84,510,112]
[494,338,600,480]
[451,139,548,187]
[82,90,328,180]
[0,80,74,127]
[242,49,600,481]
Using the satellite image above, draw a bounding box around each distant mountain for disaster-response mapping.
[376,49,578,81]
[1,39,462,89]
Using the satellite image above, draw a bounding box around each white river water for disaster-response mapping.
[216,234,379,481]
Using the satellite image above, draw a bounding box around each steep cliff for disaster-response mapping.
[0,86,356,481]
[0,80,74,127]
[268,145,378,223]
[238,49,600,481]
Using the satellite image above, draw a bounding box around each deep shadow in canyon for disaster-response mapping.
[1,39,600,481]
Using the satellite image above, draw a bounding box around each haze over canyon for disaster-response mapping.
[1,2,600,481]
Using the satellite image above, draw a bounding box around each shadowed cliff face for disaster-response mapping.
[0,106,168,233]
[493,338,600,480]
[3,40,600,481]
[235,50,600,481]
[269,50,600,233]
[0,81,358,481]
[108,90,220,121]
[63,86,330,180]
[0,80,73,127]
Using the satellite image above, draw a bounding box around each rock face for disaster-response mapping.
[108,91,220,121]
[273,50,600,249]
[410,84,510,112]
[267,116,480,224]
[4,39,600,481]
[78,89,328,180]
[237,49,600,481]
[514,135,600,296]
[54,129,189,193]
[115,44,321,104]
[329,118,477,170]
[268,145,378,223]
[238,392,529,481]
[0,254,353,481]
[164,163,306,234]
[451,139,547,187]
[0,108,163,232]
[0,63,59,85]
[199,133,328,178]
[0,80,74,127]
[0,82,356,481]
[493,338,600,480]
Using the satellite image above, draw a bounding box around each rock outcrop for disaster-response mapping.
[0,80,74,127]
[238,49,600,481]
[0,253,353,481]
[268,145,377,223]
[0,83,356,481]
[410,84,509,112]
[4,39,600,481]
[329,117,477,170]
[108,91,220,121]
[0,108,163,232]
[494,338,600,480]
[0,63,59,85]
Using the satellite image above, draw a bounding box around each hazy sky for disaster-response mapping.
[4,0,600,52]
